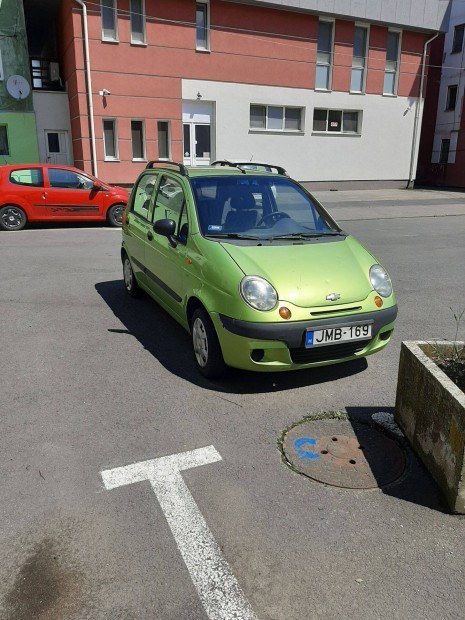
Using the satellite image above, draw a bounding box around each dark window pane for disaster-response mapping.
[353,27,367,62]
[103,119,117,158]
[0,126,10,155]
[250,105,266,129]
[452,25,464,54]
[440,139,450,164]
[102,0,116,39]
[328,110,342,132]
[343,112,358,133]
[386,31,399,62]
[446,85,458,110]
[318,21,332,54]
[158,121,170,159]
[130,0,144,43]
[285,108,301,131]
[47,133,60,153]
[196,3,208,49]
[195,125,210,158]
[312,109,327,131]
[268,106,283,130]
[131,121,144,159]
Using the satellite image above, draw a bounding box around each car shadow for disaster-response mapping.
[95,280,369,394]
[345,407,451,514]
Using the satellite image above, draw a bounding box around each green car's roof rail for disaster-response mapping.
[211,160,288,176]
[146,160,189,176]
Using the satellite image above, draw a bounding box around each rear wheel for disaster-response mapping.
[191,307,226,379]
[107,203,124,227]
[122,254,140,297]
[0,205,27,231]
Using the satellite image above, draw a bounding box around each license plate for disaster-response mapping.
[305,323,372,348]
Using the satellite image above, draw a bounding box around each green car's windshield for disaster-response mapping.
[190,176,341,239]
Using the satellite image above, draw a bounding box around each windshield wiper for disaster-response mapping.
[267,232,344,240]
[205,233,263,240]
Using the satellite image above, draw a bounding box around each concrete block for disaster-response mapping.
[395,341,465,513]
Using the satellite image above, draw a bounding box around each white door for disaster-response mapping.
[45,131,70,165]
[182,102,214,166]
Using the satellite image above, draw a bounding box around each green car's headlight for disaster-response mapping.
[369,264,392,297]
[240,276,278,311]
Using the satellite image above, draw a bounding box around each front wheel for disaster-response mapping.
[122,254,140,297]
[191,307,226,379]
[107,203,125,227]
[0,205,27,231]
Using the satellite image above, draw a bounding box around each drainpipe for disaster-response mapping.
[73,0,98,177]
[407,32,439,189]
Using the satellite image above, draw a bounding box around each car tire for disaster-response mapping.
[107,203,125,227]
[0,205,27,231]
[122,253,141,297]
[191,307,226,379]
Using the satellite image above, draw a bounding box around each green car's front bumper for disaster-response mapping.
[211,305,398,372]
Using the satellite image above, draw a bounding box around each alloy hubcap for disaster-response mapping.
[2,208,22,229]
[113,205,124,225]
[192,318,208,367]
[123,259,133,290]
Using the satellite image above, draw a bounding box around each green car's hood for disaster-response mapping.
[221,236,375,307]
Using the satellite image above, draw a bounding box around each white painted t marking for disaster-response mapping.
[101,446,258,620]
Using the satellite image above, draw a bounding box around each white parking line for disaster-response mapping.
[101,446,258,620]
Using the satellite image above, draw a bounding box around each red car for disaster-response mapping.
[0,164,129,231]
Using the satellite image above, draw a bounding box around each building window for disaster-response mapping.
[103,119,118,160]
[384,31,400,95]
[130,0,145,44]
[101,0,117,41]
[0,126,10,155]
[316,20,333,90]
[452,24,464,54]
[157,121,171,159]
[439,139,450,164]
[312,109,361,134]
[131,120,145,160]
[250,105,304,131]
[446,85,458,111]
[196,1,209,51]
[351,26,368,93]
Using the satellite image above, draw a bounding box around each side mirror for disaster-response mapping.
[92,182,102,191]
[154,218,177,247]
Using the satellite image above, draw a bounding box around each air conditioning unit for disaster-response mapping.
[49,62,60,82]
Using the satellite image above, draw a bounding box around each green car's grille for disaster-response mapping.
[289,340,370,364]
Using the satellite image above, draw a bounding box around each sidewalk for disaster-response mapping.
[310,187,465,221]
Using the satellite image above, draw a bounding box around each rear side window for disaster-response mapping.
[9,168,44,187]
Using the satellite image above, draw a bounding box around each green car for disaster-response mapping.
[121,161,397,378]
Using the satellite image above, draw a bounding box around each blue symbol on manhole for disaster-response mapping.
[293,437,320,460]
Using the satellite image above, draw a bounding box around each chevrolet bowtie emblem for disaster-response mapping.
[326,293,341,301]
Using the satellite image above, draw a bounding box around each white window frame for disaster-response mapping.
[350,23,369,94]
[101,0,118,42]
[131,119,146,161]
[312,108,362,135]
[130,0,146,45]
[383,29,402,96]
[103,118,119,160]
[196,0,210,52]
[249,105,305,133]
[315,18,334,92]
[157,120,172,160]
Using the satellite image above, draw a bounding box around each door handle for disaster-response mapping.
[147,231,153,241]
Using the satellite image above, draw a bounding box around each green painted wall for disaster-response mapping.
[0,112,39,163]
[0,0,39,162]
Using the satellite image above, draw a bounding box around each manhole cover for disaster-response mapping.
[282,418,406,489]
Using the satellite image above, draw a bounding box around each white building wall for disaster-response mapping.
[183,79,418,182]
[32,91,73,165]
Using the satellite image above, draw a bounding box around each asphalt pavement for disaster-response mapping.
[1,187,465,620]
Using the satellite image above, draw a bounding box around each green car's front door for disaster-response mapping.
[125,172,159,289]
[144,174,191,324]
